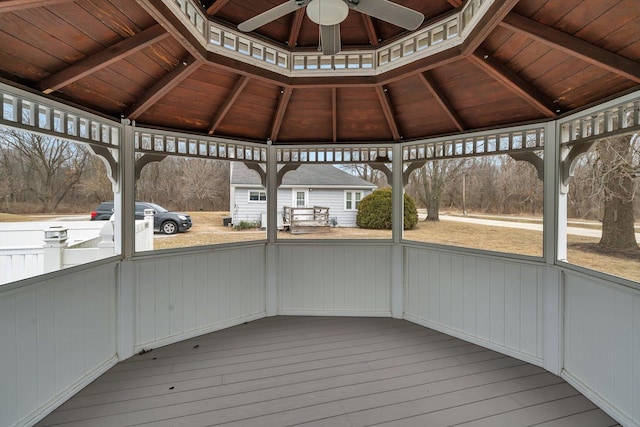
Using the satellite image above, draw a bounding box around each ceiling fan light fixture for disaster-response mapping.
[306,0,349,26]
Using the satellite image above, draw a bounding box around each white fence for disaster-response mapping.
[0,219,154,285]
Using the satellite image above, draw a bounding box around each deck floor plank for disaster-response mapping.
[37,316,620,427]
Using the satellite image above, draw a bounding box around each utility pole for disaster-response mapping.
[462,173,467,216]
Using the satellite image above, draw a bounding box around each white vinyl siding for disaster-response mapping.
[233,186,373,227]
[232,187,268,223]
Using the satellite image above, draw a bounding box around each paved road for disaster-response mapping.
[436,214,640,240]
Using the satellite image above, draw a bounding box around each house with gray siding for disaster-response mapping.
[230,162,377,227]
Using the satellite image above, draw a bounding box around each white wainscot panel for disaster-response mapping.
[403,247,544,366]
[277,244,391,316]
[564,273,640,427]
[0,263,118,427]
[135,245,266,350]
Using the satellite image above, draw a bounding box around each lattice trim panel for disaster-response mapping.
[559,93,640,145]
[167,0,493,77]
[402,126,545,162]
[0,84,120,149]
[134,130,267,162]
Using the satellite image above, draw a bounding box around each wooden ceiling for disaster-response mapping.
[0,0,638,144]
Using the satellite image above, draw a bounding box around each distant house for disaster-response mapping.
[230,162,378,227]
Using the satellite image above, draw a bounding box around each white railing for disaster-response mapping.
[0,221,106,248]
[0,219,152,284]
[0,247,43,285]
[135,218,154,252]
[165,0,494,77]
[559,91,640,144]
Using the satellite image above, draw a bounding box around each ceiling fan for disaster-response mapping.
[237,0,425,55]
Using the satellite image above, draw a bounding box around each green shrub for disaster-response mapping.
[356,188,418,230]
[234,220,259,230]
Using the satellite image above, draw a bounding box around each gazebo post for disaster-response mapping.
[265,141,278,316]
[391,143,404,319]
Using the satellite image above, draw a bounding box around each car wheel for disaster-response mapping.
[161,221,178,234]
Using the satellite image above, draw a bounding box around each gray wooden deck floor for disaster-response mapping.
[38,316,620,427]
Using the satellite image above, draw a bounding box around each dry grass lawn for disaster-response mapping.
[151,211,639,282]
[2,210,637,282]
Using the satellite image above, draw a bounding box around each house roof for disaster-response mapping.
[231,162,377,188]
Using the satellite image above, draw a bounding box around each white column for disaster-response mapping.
[119,120,136,259]
[117,120,137,360]
[265,142,278,316]
[542,120,563,375]
[391,144,404,318]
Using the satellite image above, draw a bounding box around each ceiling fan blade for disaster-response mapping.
[348,0,424,30]
[320,24,341,55]
[238,1,306,32]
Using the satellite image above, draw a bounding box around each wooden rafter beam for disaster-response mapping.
[500,13,640,84]
[331,87,337,142]
[206,0,229,16]
[375,86,401,141]
[468,50,558,117]
[0,0,73,12]
[208,75,250,134]
[288,8,305,48]
[379,47,461,86]
[361,14,379,46]
[445,0,463,7]
[461,0,520,55]
[38,24,169,94]
[270,87,293,142]
[136,0,207,61]
[418,72,465,132]
[127,57,201,120]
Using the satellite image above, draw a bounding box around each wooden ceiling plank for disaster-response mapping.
[288,8,305,48]
[270,87,293,142]
[418,72,465,132]
[361,14,379,46]
[127,57,201,120]
[469,50,558,117]
[208,75,250,134]
[500,12,640,84]
[0,0,73,12]
[332,87,337,142]
[375,86,401,141]
[38,24,169,94]
[206,0,230,16]
[461,0,520,55]
[445,0,463,7]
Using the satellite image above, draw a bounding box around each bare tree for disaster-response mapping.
[0,128,89,212]
[594,133,639,250]
[341,164,387,186]
[136,156,230,211]
[413,159,467,221]
[181,158,229,210]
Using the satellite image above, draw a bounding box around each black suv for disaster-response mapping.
[90,201,192,234]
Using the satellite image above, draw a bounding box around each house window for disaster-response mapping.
[249,190,267,202]
[345,191,362,210]
[295,191,306,207]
